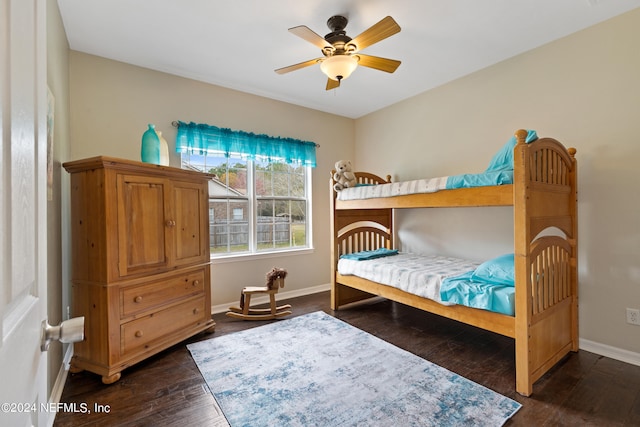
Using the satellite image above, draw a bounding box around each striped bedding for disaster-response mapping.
[336,170,514,201]
[337,252,516,315]
[337,177,449,201]
[337,253,479,305]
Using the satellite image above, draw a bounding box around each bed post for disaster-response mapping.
[568,147,579,352]
[513,129,534,396]
[329,170,340,310]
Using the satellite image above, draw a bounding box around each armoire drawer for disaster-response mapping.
[120,297,206,356]
[120,269,205,318]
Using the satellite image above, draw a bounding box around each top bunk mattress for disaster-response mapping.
[336,129,538,202]
[336,171,512,201]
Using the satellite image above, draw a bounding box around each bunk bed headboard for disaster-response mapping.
[512,128,578,278]
[513,129,578,239]
[330,171,394,255]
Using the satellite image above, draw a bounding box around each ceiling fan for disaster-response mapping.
[275,15,401,90]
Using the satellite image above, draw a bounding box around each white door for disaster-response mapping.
[0,0,49,426]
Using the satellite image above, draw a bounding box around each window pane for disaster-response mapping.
[273,164,290,197]
[210,199,249,254]
[257,199,290,251]
[255,161,306,198]
[205,155,248,196]
[256,199,307,250]
[182,154,207,172]
[255,163,272,197]
[256,199,275,250]
[290,166,305,197]
[290,200,307,247]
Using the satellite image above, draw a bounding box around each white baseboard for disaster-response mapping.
[211,283,331,314]
[580,338,640,367]
[47,344,74,427]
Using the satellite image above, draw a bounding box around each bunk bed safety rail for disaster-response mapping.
[355,172,392,185]
[528,236,573,317]
[337,225,392,257]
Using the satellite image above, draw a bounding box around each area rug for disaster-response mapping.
[187,311,521,426]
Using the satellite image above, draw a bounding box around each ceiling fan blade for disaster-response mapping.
[275,58,322,74]
[355,54,401,73]
[326,78,340,91]
[289,25,334,51]
[349,16,401,52]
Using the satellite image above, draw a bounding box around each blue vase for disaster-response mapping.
[141,124,161,164]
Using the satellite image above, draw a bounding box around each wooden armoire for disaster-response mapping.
[63,156,216,384]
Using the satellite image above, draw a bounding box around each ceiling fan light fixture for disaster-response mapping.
[320,55,358,81]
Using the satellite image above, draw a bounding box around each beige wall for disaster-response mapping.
[68,52,354,305]
[355,9,640,354]
[46,0,71,398]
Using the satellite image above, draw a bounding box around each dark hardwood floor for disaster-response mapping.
[54,291,640,426]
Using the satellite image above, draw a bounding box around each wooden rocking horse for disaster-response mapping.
[226,267,292,320]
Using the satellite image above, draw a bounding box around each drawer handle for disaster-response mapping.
[192,308,199,315]
[134,296,143,303]
[134,330,143,338]
[165,220,176,227]
[192,280,199,287]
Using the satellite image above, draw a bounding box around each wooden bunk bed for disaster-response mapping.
[330,129,578,396]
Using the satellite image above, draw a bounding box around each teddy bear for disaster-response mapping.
[333,160,357,192]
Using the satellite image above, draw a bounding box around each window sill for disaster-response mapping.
[210,247,315,264]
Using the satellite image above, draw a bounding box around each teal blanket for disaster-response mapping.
[440,271,515,316]
[445,129,538,190]
[445,170,513,189]
[340,248,399,261]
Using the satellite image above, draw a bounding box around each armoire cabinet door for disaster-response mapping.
[170,180,210,267]
[116,174,170,277]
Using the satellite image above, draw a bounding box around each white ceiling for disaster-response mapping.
[57,0,640,119]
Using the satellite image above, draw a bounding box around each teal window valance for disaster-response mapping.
[175,121,317,167]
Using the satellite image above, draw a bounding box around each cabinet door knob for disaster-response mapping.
[134,296,143,303]
[134,330,143,338]
[192,280,199,287]
[166,220,176,227]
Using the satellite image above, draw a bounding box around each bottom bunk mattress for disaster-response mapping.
[337,252,515,316]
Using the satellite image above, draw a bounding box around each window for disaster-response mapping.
[175,121,317,258]
[182,153,312,257]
